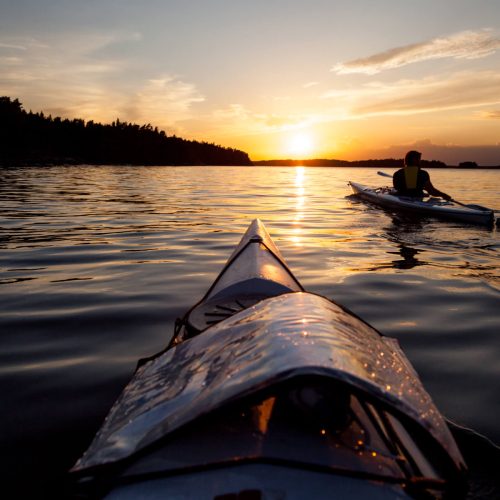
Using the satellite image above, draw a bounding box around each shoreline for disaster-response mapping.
[1,162,499,169]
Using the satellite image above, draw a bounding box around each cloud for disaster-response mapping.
[261,114,311,129]
[480,110,500,119]
[303,81,319,88]
[0,42,27,51]
[364,140,500,166]
[31,75,205,131]
[209,106,313,134]
[212,104,251,121]
[321,71,500,118]
[0,34,129,96]
[209,104,318,135]
[0,37,49,53]
[332,29,500,75]
[0,33,204,130]
[123,76,205,127]
[355,71,500,116]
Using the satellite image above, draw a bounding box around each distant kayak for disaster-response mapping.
[71,219,467,499]
[349,181,495,226]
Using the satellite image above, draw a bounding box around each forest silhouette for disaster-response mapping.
[0,97,252,166]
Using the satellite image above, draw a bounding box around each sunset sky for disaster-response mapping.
[1,0,500,163]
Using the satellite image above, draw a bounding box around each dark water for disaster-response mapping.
[0,165,499,497]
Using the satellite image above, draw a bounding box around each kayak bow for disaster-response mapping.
[71,219,467,499]
[349,181,494,226]
[172,218,304,343]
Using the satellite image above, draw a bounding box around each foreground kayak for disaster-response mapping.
[71,219,467,499]
[349,181,495,226]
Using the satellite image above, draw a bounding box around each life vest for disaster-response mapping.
[404,166,420,189]
[393,167,430,197]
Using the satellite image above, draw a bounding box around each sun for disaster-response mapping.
[285,131,315,158]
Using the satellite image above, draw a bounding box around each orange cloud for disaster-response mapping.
[332,29,500,75]
[321,71,500,118]
[480,110,500,119]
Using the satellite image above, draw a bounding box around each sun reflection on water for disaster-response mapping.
[292,167,306,247]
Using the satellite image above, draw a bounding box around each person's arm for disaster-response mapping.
[393,169,402,190]
[424,179,451,200]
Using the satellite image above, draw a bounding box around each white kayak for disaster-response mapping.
[70,219,467,499]
[349,181,494,226]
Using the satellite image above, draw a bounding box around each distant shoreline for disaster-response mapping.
[1,161,499,169]
[251,159,500,168]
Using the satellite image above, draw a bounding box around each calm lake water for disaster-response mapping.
[0,165,499,496]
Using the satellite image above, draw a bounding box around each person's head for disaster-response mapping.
[404,150,421,167]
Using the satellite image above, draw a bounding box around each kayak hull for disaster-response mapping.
[71,219,467,499]
[104,464,418,500]
[349,181,494,226]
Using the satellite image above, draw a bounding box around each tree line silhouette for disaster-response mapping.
[0,97,252,166]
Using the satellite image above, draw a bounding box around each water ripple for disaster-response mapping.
[0,165,498,496]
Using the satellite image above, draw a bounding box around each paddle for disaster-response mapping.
[450,199,489,212]
[377,171,498,213]
[452,200,499,214]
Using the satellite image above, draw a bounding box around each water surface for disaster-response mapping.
[0,165,498,496]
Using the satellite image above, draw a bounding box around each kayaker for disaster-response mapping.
[393,150,452,200]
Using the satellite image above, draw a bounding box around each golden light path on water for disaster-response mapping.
[292,166,305,247]
[282,165,368,284]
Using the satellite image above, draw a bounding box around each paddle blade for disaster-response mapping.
[377,171,392,178]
